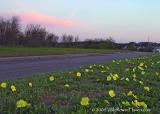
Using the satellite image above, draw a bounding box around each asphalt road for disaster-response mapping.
[0,52,152,81]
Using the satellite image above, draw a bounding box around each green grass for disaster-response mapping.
[0,47,127,57]
[0,54,160,114]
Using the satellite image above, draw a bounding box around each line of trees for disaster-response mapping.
[0,16,116,49]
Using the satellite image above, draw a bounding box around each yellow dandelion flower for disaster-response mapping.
[16,99,31,108]
[138,66,144,71]
[133,67,136,72]
[144,86,150,92]
[139,81,144,85]
[132,100,147,109]
[76,72,81,77]
[1,82,7,88]
[112,76,117,80]
[101,65,104,68]
[113,74,119,80]
[49,76,55,81]
[29,82,32,88]
[133,74,136,78]
[64,84,70,88]
[108,90,116,97]
[107,76,112,81]
[133,95,138,99]
[125,78,129,81]
[140,102,147,109]
[90,69,93,72]
[85,69,89,72]
[132,100,140,108]
[127,91,133,96]
[139,63,144,67]
[122,101,130,106]
[133,78,137,82]
[80,97,90,106]
[11,85,16,92]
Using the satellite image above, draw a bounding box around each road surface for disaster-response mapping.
[0,52,152,81]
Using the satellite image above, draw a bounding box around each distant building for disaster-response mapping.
[118,42,160,51]
[153,47,160,53]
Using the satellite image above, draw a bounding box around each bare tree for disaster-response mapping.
[0,16,20,46]
[67,35,74,43]
[0,17,6,45]
[24,24,47,46]
[106,36,115,43]
[6,16,20,45]
[61,34,74,43]
[61,34,68,43]
[46,33,59,46]
[74,36,79,42]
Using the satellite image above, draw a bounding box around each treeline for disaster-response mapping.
[0,16,116,49]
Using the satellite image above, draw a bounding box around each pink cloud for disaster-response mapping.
[0,12,78,28]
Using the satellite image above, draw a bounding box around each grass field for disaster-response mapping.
[0,54,160,114]
[0,47,127,57]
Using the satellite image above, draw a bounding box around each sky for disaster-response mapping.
[0,0,160,43]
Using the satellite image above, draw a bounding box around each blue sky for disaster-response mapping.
[0,0,160,43]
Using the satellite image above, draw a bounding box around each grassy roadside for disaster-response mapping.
[0,47,127,57]
[0,54,159,114]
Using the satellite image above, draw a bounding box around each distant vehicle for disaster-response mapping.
[153,47,160,53]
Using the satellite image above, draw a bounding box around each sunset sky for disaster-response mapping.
[0,0,160,43]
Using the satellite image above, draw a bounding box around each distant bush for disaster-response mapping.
[139,47,153,52]
[127,47,137,51]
